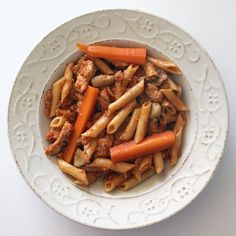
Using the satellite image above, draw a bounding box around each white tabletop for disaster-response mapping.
[1,0,235,235]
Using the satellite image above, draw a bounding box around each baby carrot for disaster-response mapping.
[77,43,146,65]
[63,86,99,163]
[110,131,175,163]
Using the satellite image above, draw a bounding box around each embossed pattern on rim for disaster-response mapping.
[8,9,229,230]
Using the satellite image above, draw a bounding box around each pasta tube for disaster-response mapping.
[82,112,114,138]
[119,108,141,141]
[50,77,66,117]
[107,100,137,134]
[104,174,128,192]
[91,75,115,87]
[94,58,114,75]
[161,89,188,111]
[61,62,74,103]
[50,116,66,128]
[169,127,183,167]
[84,139,97,163]
[148,56,181,75]
[57,159,88,185]
[153,152,164,174]
[119,168,155,191]
[90,158,135,173]
[108,79,144,115]
[143,61,158,78]
[135,101,152,143]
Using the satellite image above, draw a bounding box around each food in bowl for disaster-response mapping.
[44,43,188,192]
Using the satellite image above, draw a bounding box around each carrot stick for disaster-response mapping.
[63,86,99,163]
[110,131,175,163]
[77,43,146,65]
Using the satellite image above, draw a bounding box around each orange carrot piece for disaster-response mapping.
[77,43,146,65]
[63,86,99,163]
[110,131,175,163]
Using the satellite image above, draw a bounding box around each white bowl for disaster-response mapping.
[8,9,229,230]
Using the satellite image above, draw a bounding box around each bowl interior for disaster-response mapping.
[38,40,197,199]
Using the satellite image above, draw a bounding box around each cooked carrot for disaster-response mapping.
[63,86,99,163]
[77,43,146,65]
[110,131,175,163]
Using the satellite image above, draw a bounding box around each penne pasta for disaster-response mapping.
[108,79,144,115]
[161,89,188,111]
[90,158,112,170]
[162,99,177,115]
[135,101,152,143]
[119,108,141,141]
[143,61,158,78]
[104,174,128,192]
[108,59,129,68]
[57,159,88,185]
[50,116,66,128]
[111,162,135,173]
[123,64,139,86]
[150,102,161,119]
[148,56,181,75]
[94,58,114,75]
[90,158,135,173]
[81,112,114,138]
[166,78,179,91]
[50,77,66,117]
[174,112,187,130]
[119,168,155,191]
[61,62,74,103]
[74,172,97,186]
[73,148,86,167]
[91,75,115,87]
[170,127,183,167]
[107,100,137,134]
[83,139,97,163]
[175,84,183,97]
[132,167,142,181]
[139,155,153,172]
[153,152,164,174]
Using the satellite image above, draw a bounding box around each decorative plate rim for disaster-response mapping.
[8,9,229,230]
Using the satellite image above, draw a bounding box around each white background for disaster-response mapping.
[1,0,236,235]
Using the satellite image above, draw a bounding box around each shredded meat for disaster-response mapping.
[145,83,163,102]
[56,107,77,123]
[46,128,60,143]
[98,88,110,111]
[45,121,73,155]
[44,89,52,117]
[75,58,96,93]
[95,134,113,157]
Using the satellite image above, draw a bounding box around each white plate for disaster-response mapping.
[8,9,229,229]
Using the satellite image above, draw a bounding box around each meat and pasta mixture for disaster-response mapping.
[44,43,188,192]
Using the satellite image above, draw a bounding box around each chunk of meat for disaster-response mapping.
[75,58,96,93]
[46,128,60,143]
[44,89,52,118]
[95,134,113,157]
[98,88,110,111]
[45,121,73,155]
[145,83,163,102]
[55,107,77,123]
